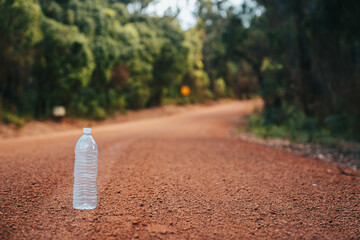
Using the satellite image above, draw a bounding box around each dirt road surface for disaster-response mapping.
[0,100,359,239]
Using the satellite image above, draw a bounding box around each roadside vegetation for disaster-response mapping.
[237,0,360,143]
[245,110,339,145]
[0,0,256,126]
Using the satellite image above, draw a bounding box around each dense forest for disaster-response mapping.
[1,0,359,141]
[0,0,213,121]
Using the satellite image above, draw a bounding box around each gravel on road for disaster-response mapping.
[0,100,359,239]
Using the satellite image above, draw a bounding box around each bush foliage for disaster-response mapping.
[0,0,218,122]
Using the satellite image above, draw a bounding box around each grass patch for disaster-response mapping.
[244,113,339,146]
[2,112,25,128]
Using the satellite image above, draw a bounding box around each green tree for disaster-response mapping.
[35,18,95,117]
[0,0,43,117]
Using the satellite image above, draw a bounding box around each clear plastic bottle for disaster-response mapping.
[73,128,98,210]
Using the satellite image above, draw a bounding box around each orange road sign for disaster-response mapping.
[181,85,191,96]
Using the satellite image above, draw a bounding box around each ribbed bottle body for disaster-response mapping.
[73,133,98,210]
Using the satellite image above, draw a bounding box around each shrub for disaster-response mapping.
[114,96,126,113]
[3,113,24,128]
[91,107,106,120]
[123,80,150,110]
[214,78,226,98]
[245,106,338,145]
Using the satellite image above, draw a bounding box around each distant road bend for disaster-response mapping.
[0,100,359,239]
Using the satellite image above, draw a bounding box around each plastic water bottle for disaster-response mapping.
[73,128,98,210]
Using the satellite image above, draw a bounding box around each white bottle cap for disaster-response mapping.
[83,128,91,134]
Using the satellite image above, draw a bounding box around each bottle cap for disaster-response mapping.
[83,128,91,134]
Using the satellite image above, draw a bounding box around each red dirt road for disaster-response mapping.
[0,100,359,239]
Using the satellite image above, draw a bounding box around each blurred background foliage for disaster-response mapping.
[0,0,359,142]
[0,0,210,121]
